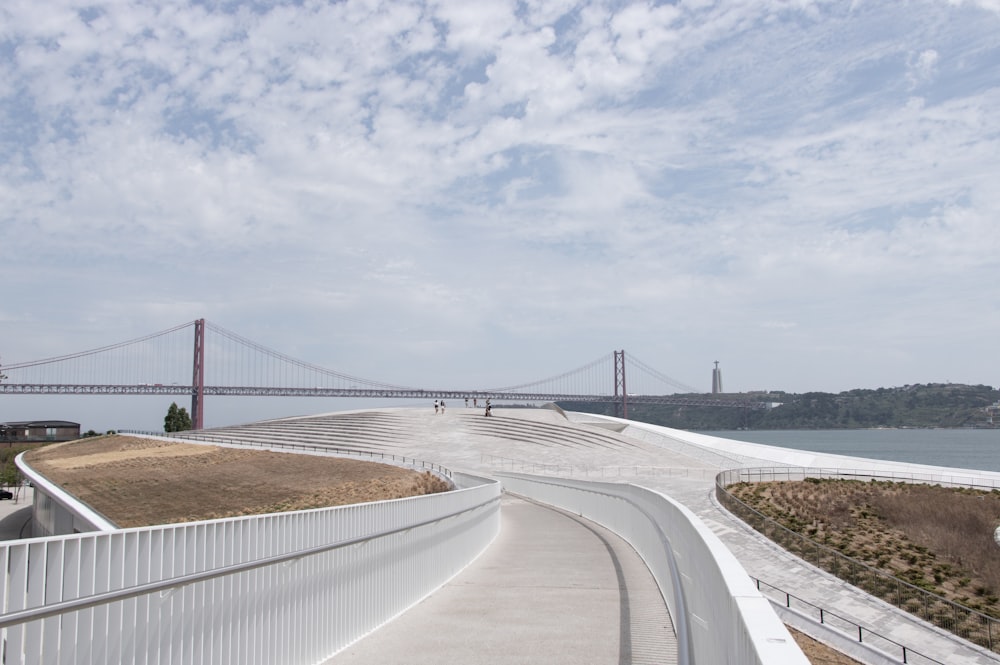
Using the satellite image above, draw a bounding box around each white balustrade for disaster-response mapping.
[497,472,810,665]
[0,469,500,665]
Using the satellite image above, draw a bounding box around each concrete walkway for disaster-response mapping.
[326,493,678,665]
[196,407,1000,664]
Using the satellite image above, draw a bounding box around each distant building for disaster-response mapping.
[711,361,723,394]
[0,420,80,446]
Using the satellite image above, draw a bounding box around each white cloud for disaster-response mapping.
[907,48,940,87]
[946,0,1000,14]
[3,0,1000,431]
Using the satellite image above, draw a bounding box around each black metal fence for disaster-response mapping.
[753,577,944,664]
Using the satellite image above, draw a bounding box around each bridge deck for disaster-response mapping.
[324,493,677,665]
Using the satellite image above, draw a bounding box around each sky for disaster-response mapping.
[3,0,1000,431]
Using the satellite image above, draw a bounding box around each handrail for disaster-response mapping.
[716,467,1000,654]
[497,472,813,665]
[753,576,945,665]
[724,465,1000,491]
[499,473,693,663]
[120,429,453,477]
[481,453,717,479]
[0,493,499,630]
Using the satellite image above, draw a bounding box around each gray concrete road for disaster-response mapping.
[0,485,33,541]
[326,493,677,665]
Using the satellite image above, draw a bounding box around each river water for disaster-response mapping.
[700,428,1000,472]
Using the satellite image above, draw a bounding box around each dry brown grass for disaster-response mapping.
[729,478,1000,622]
[788,628,861,665]
[24,435,452,527]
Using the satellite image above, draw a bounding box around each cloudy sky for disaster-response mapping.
[3,0,1000,430]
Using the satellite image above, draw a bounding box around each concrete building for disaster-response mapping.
[0,420,80,446]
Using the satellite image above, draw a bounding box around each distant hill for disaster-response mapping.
[558,383,1000,430]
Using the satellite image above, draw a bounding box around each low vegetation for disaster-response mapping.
[726,478,1000,649]
[0,445,32,486]
[565,382,1000,429]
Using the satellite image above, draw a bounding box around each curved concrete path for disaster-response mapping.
[0,486,33,541]
[325,493,677,665]
[194,407,1000,664]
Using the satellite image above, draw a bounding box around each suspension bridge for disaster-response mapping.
[0,319,764,428]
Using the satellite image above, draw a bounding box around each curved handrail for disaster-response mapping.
[497,472,810,665]
[754,577,944,665]
[0,470,501,664]
[120,429,453,478]
[0,493,499,630]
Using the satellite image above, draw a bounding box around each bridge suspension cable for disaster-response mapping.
[484,355,612,395]
[1,322,196,387]
[483,350,703,398]
[624,354,702,394]
[204,322,415,391]
[0,321,195,372]
[1,319,760,429]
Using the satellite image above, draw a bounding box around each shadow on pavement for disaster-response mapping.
[0,505,33,541]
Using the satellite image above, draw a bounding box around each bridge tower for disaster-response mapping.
[191,318,205,430]
[613,350,627,419]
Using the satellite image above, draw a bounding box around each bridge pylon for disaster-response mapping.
[191,318,205,430]
[613,350,627,419]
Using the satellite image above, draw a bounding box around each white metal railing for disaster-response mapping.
[121,429,454,478]
[497,472,810,665]
[718,466,1000,490]
[481,454,719,480]
[22,433,458,537]
[0,472,500,665]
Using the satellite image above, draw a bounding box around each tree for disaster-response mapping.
[0,446,26,487]
[164,402,193,432]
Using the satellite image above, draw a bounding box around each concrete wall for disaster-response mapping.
[0,422,80,444]
[17,452,115,537]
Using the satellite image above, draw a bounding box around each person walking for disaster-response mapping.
[440,400,446,414]
[434,400,439,414]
